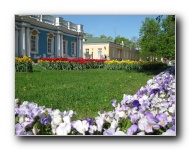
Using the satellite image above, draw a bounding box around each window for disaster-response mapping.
[132,52,134,59]
[47,33,54,54]
[85,49,89,58]
[125,50,128,59]
[98,48,102,59]
[71,41,76,56]
[112,48,114,58]
[118,49,121,58]
[63,40,67,54]
[47,38,52,53]
[30,29,39,53]
[31,36,36,51]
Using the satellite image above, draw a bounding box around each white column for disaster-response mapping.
[118,50,120,58]
[51,37,54,57]
[15,29,19,57]
[36,34,39,53]
[40,15,43,22]
[26,27,31,57]
[60,34,63,57]
[20,26,26,56]
[56,34,60,57]
[77,35,79,57]
[79,38,83,58]
[129,51,131,60]
[78,37,81,58]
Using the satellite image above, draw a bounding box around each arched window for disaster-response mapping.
[47,33,54,54]
[31,29,40,53]
[63,38,68,56]
[71,40,76,56]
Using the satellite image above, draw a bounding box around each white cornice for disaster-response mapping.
[15,25,20,30]
[20,22,30,27]
[83,42,131,50]
[46,33,55,37]
[30,29,40,34]
[15,15,85,36]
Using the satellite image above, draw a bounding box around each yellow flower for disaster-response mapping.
[23,86,26,91]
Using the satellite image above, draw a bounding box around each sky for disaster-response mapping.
[55,15,159,40]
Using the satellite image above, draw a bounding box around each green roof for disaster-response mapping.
[83,37,114,43]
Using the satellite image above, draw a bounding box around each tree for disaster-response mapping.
[139,17,161,55]
[84,33,93,39]
[114,36,132,47]
[100,34,107,39]
[139,15,175,60]
[159,15,175,59]
[131,36,140,50]
[107,36,113,41]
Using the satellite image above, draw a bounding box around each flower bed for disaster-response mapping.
[104,60,167,70]
[38,58,105,70]
[15,56,33,72]
[15,66,175,136]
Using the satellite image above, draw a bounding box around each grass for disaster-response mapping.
[15,65,168,120]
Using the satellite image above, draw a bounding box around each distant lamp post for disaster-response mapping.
[92,48,93,59]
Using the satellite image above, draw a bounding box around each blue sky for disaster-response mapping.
[55,15,159,40]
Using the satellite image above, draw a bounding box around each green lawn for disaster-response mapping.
[15,65,167,120]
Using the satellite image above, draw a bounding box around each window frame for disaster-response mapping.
[63,39,68,55]
[71,41,76,57]
[47,33,54,55]
[85,48,90,58]
[112,48,115,58]
[98,48,102,59]
[30,29,40,54]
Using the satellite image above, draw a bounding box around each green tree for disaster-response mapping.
[84,33,93,39]
[139,15,175,60]
[131,36,140,50]
[159,15,175,59]
[100,34,107,39]
[114,36,132,48]
[107,36,113,41]
[139,17,161,54]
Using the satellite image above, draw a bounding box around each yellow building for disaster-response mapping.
[83,38,139,60]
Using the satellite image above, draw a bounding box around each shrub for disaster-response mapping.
[104,60,167,71]
[15,56,33,72]
[38,58,105,70]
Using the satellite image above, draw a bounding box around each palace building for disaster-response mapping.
[83,37,139,60]
[15,15,85,60]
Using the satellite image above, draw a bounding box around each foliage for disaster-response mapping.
[138,51,162,61]
[15,56,33,72]
[114,36,132,47]
[104,60,167,71]
[139,15,175,59]
[38,58,105,70]
[158,15,175,59]
[139,18,161,54]
[100,34,107,39]
[84,33,93,39]
[131,36,140,50]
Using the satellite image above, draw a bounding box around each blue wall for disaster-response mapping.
[16,21,79,59]
[30,27,55,58]
[64,35,77,57]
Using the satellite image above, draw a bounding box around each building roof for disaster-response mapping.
[84,37,114,43]
[15,15,85,36]
[83,37,140,51]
